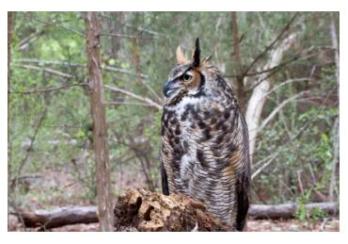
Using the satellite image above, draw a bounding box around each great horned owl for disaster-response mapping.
[160,39,251,231]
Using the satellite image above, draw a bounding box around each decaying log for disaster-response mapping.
[10,189,339,230]
[114,188,229,231]
[248,202,339,219]
[11,206,98,229]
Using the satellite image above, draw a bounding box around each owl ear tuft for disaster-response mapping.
[192,38,200,67]
[176,46,188,64]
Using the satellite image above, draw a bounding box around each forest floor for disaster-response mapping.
[8,169,339,232]
[8,217,339,232]
[54,218,338,231]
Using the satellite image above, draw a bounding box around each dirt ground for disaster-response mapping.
[8,216,339,232]
[8,169,339,232]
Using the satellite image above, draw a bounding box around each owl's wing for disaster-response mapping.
[161,161,169,195]
[235,168,250,231]
[234,112,251,231]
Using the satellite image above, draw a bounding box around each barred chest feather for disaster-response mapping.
[161,95,245,227]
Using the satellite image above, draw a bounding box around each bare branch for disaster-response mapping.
[13,58,84,67]
[329,117,339,201]
[105,85,162,110]
[105,101,157,108]
[100,32,137,39]
[266,77,311,96]
[14,102,49,192]
[13,58,149,79]
[242,13,299,78]
[9,83,86,95]
[130,35,162,103]
[252,152,279,179]
[12,63,73,79]
[257,91,307,133]
[104,65,149,79]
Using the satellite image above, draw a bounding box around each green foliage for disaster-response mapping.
[296,190,312,221]
[296,190,328,221]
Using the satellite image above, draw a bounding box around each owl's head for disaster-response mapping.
[163,38,223,106]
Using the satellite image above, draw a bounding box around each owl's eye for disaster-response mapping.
[182,73,193,82]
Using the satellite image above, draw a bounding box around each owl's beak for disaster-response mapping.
[163,80,179,98]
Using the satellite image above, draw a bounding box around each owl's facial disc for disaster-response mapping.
[163,67,204,105]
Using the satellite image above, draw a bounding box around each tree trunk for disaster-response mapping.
[328,14,339,202]
[231,12,246,112]
[8,12,15,185]
[85,12,114,231]
[245,33,299,162]
[8,12,14,85]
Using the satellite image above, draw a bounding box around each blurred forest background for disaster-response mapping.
[8,12,339,231]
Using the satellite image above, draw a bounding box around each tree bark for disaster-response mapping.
[8,12,15,187]
[328,14,339,202]
[248,202,338,219]
[231,12,246,112]
[245,32,299,162]
[85,12,114,231]
[11,206,98,230]
[8,12,14,85]
[330,14,339,86]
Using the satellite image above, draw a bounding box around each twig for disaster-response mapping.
[103,65,148,79]
[105,85,162,110]
[100,33,137,39]
[13,58,84,67]
[105,101,157,108]
[225,55,301,79]
[265,77,311,96]
[252,151,278,169]
[329,117,339,201]
[13,58,149,79]
[257,91,307,133]
[12,64,73,79]
[251,39,338,77]
[9,83,86,95]
[241,13,299,78]
[130,35,162,103]
[245,55,299,78]
[277,93,293,140]
[319,218,330,231]
[251,152,279,179]
[14,101,49,192]
[297,170,304,194]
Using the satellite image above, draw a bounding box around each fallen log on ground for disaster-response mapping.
[248,202,338,219]
[10,189,339,230]
[11,206,98,229]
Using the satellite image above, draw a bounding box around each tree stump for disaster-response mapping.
[113,188,230,231]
